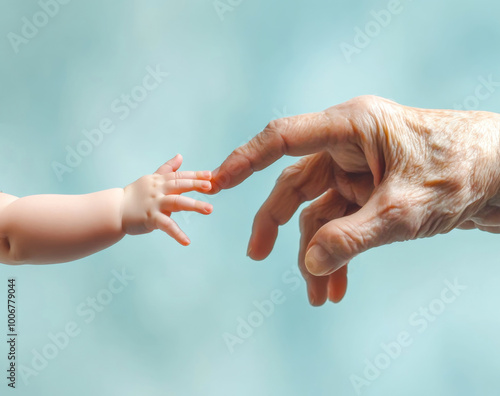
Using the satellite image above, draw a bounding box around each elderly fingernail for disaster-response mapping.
[247,235,254,257]
[305,245,331,276]
[308,289,318,306]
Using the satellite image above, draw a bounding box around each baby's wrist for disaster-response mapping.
[120,184,136,235]
[107,187,127,235]
[120,182,154,236]
[115,187,126,234]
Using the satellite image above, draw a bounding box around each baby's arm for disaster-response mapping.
[0,189,127,265]
[0,155,212,265]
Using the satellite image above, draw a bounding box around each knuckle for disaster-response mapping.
[335,95,397,144]
[264,118,287,134]
[299,207,313,230]
[261,118,289,153]
[349,95,383,112]
[299,205,325,231]
[346,95,400,128]
[140,175,152,184]
[166,180,176,190]
[232,145,247,157]
[138,175,155,190]
[277,165,300,183]
[231,145,253,167]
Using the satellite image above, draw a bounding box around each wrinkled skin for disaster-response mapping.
[210,95,500,306]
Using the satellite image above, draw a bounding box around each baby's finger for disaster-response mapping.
[163,171,212,181]
[164,179,212,195]
[156,214,190,246]
[154,154,183,175]
[161,195,213,215]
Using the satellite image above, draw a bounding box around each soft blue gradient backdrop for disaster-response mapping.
[1,0,500,395]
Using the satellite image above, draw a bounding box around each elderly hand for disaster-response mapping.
[210,96,500,306]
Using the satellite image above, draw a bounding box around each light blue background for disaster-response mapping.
[1,0,500,395]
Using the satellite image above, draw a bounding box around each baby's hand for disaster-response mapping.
[121,154,213,245]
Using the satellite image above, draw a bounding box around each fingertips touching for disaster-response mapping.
[207,167,221,194]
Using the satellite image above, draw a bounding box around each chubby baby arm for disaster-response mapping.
[0,155,212,265]
[0,189,126,265]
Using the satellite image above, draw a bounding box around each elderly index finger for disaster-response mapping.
[209,111,349,193]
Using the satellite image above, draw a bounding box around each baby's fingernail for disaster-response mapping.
[246,246,252,257]
[201,181,211,189]
[203,171,211,179]
[305,245,331,276]
[204,204,213,213]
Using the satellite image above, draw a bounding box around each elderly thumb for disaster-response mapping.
[304,195,393,276]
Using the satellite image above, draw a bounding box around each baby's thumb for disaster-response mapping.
[305,190,402,276]
[155,154,183,175]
